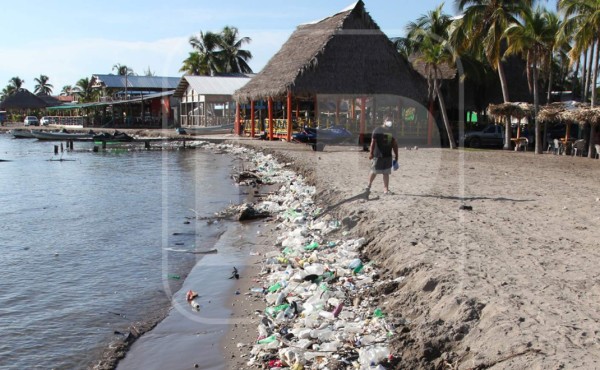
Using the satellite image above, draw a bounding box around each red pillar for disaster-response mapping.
[250,100,255,138]
[235,102,241,136]
[427,98,434,146]
[286,91,292,142]
[360,97,366,145]
[268,97,274,141]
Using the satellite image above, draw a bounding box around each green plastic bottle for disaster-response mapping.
[304,241,319,251]
[373,308,385,318]
[257,334,278,344]
[268,282,282,293]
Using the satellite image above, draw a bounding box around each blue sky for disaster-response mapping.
[1,1,460,92]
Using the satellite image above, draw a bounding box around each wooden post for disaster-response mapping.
[360,97,366,145]
[235,102,241,136]
[268,97,274,140]
[335,98,340,125]
[250,100,255,138]
[286,91,292,142]
[93,146,99,152]
[427,98,434,146]
[54,145,58,155]
[145,140,150,150]
[516,119,521,139]
[69,140,73,150]
[60,143,64,152]
[183,139,186,149]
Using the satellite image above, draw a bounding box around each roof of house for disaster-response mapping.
[233,0,426,103]
[173,75,253,98]
[91,74,181,90]
[0,89,49,110]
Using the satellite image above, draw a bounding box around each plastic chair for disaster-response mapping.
[553,139,561,155]
[572,139,586,157]
[595,144,600,159]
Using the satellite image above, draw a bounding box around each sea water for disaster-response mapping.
[0,134,248,369]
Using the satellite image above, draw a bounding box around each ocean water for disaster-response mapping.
[0,134,247,369]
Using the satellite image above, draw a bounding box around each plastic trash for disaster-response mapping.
[190,299,200,311]
[393,159,399,171]
[257,334,278,344]
[304,241,319,251]
[348,258,362,270]
[251,287,266,294]
[167,273,180,280]
[268,282,282,293]
[266,304,290,317]
[373,308,385,318]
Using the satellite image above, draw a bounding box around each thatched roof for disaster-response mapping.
[0,89,49,110]
[37,94,62,107]
[536,101,589,124]
[234,0,426,103]
[568,107,600,126]
[487,102,534,120]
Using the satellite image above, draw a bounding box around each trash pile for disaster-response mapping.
[207,144,399,369]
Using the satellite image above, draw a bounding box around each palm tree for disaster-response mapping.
[413,38,457,149]
[8,76,25,92]
[34,74,54,95]
[559,0,600,157]
[112,63,134,76]
[143,66,155,76]
[61,85,73,96]
[180,51,211,75]
[406,4,458,149]
[187,31,221,75]
[504,6,558,154]
[75,77,96,103]
[215,26,253,74]
[559,0,600,102]
[453,0,534,103]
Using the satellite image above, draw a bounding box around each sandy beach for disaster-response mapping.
[221,139,600,369]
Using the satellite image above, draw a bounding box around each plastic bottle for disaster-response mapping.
[275,291,286,305]
[304,241,319,251]
[268,282,282,293]
[332,302,344,318]
[266,303,289,317]
[250,287,265,294]
[257,334,278,344]
[167,273,180,280]
[190,299,200,311]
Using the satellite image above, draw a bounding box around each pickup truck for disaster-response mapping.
[462,125,505,148]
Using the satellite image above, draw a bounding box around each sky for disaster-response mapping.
[1,1,462,93]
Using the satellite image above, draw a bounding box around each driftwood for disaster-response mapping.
[238,203,271,221]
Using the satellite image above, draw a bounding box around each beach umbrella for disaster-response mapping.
[570,107,600,158]
[537,101,587,141]
[487,102,534,149]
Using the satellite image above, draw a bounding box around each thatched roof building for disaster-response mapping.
[0,89,49,110]
[488,102,534,121]
[233,0,426,103]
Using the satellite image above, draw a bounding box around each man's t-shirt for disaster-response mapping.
[372,126,394,158]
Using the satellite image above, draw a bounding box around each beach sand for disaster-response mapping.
[221,139,600,369]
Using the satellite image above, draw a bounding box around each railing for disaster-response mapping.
[47,116,85,127]
[181,115,231,127]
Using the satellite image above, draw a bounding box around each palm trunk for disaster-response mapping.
[434,80,455,149]
[591,38,599,108]
[497,59,510,103]
[533,59,541,154]
[588,40,600,158]
[586,45,594,101]
[572,58,580,94]
[582,50,588,100]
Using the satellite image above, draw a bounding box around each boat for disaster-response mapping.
[93,131,134,143]
[180,123,235,135]
[8,129,35,139]
[31,129,94,141]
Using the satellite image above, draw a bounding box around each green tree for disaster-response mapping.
[60,85,73,96]
[505,6,558,153]
[180,52,210,75]
[215,26,253,74]
[143,66,155,76]
[559,0,600,157]
[8,76,25,92]
[112,63,134,76]
[75,77,96,103]
[34,74,54,95]
[453,0,534,103]
[187,31,221,75]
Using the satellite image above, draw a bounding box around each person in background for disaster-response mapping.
[367,116,399,194]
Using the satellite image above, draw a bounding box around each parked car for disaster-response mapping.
[23,116,39,126]
[40,116,56,126]
[461,125,504,148]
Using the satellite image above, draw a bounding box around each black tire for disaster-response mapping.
[469,137,481,148]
